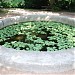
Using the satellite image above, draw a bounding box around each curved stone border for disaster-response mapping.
[0,14,75,73]
[0,14,75,29]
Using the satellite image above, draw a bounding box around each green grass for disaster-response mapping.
[0,21,75,51]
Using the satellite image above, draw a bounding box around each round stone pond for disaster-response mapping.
[0,14,75,73]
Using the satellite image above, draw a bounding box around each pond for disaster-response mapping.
[0,21,75,51]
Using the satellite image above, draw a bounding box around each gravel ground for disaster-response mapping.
[0,8,75,75]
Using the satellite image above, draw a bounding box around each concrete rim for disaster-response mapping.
[0,14,75,73]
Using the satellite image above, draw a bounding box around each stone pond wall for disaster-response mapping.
[0,14,75,29]
[0,14,75,73]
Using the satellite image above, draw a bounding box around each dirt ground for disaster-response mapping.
[0,8,75,75]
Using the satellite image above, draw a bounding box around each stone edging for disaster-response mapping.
[0,14,75,73]
[0,14,75,28]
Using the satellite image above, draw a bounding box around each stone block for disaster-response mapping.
[0,20,3,29]
[2,17,18,27]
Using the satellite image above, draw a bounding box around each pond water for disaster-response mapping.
[0,21,75,51]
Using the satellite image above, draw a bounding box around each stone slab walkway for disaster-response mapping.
[0,8,75,75]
